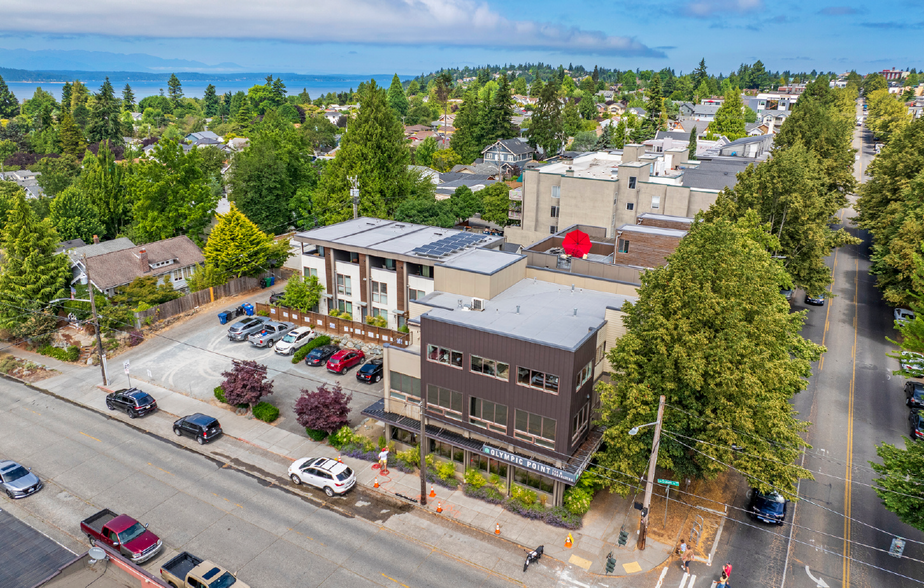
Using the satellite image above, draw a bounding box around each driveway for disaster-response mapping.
[114,286,386,437]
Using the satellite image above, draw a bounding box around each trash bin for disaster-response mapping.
[241,303,254,316]
[259,277,268,289]
[267,275,276,287]
[218,311,231,325]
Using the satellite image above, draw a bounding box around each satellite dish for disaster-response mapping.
[88,546,107,563]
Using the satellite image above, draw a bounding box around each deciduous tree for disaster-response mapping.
[871,439,924,531]
[294,383,352,434]
[128,139,217,243]
[49,185,105,243]
[281,273,325,313]
[595,212,821,496]
[710,87,747,140]
[79,143,128,239]
[35,154,81,196]
[414,135,437,167]
[480,181,511,227]
[221,359,273,412]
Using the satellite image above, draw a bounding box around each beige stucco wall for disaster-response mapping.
[558,176,619,237]
[433,258,527,301]
[383,345,421,417]
[524,267,639,297]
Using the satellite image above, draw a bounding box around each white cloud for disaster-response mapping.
[683,0,764,17]
[0,0,664,57]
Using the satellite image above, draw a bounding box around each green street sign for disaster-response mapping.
[657,479,679,487]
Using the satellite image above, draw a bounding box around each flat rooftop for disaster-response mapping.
[617,224,688,238]
[0,509,75,588]
[295,217,504,263]
[638,213,694,224]
[439,248,524,275]
[420,279,635,350]
[536,152,622,180]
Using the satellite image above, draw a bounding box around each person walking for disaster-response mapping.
[677,540,687,556]
[681,548,694,573]
[718,562,732,587]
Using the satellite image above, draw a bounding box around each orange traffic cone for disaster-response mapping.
[495,523,501,535]
[429,487,436,498]
[374,477,379,488]
[337,455,342,463]
[565,533,573,548]
[437,502,442,513]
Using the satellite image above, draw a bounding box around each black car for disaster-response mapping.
[356,358,384,384]
[910,410,924,441]
[748,489,787,524]
[173,413,223,445]
[269,291,285,305]
[905,381,924,410]
[804,294,825,306]
[106,388,157,418]
[305,345,341,367]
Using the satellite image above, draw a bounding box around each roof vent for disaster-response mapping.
[573,308,578,316]
[516,305,520,314]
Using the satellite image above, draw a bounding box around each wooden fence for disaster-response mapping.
[255,303,412,348]
[134,269,294,326]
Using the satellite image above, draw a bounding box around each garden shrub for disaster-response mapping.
[214,386,227,403]
[257,309,270,317]
[463,468,486,489]
[563,486,593,516]
[377,435,387,449]
[328,425,357,449]
[511,484,537,506]
[37,345,81,362]
[291,335,331,363]
[436,460,456,482]
[395,447,419,469]
[305,428,328,441]
[339,313,352,321]
[329,309,340,317]
[127,330,144,347]
[252,401,280,422]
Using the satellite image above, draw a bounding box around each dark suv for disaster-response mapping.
[748,489,787,524]
[905,381,924,410]
[106,388,157,418]
[305,345,341,367]
[910,411,924,441]
[173,414,223,445]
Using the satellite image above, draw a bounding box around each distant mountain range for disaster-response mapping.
[0,48,243,73]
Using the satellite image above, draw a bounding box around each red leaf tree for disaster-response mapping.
[221,359,274,411]
[294,383,352,434]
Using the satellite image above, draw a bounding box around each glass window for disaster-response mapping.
[451,350,463,368]
[518,366,531,386]
[514,409,556,448]
[390,371,420,402]
[576,361,592,388]
[471,355,483,373]
[628,176,637,189]
[626,202,635,211]
[373,281,388,305]
[595,342,606,364]
[651,195,660,209]
[617,239,630,254]
[550,206,559,218]
[551,185,561,199]
[337,300,353,314]
[427,344,462,368]
[427,384,462,421]
[470,397,508,433]
[336,274,352,296]
[550,225,558,234]
[496,362,510,380]
[303,267,319,278]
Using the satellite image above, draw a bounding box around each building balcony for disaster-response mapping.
[508,191,522,201]
[508,210,522,220]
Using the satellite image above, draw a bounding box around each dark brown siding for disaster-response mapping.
[420,315,596,460]
[325,248,336,304]
[396,260,406,311]
[358,253,368,307]
[637,217,692,230]
[615,231,683,268]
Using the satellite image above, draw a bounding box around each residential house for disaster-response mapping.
[691,104,720,121]
[185,131,222,145]
[80,236,205,297]
[676,102,696,117]
[710,134,774,158]
[604,101,625,115]
[881,68,909,81]
[0,170,43,199]
[701,98,724,106]
[227,137,250,151]
[627,106,647,118]
[481,139,535,176]
[614,214,692,268]
[777,84,808,95]
[409,165,440,185]
[435,178,499,199]
[66,236,136,285]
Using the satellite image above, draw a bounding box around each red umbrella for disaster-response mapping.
[561,229,592,257]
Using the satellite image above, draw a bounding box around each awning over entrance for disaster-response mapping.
[362,399,605,485]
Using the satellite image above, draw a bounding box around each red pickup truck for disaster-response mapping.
[80,508,163,564]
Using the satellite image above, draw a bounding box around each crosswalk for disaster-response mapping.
[654,566,723,588]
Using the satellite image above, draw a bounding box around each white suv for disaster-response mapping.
[274,326,316,355]
[288,457,355,496]
[895,308,915,326]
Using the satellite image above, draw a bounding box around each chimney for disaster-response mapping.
[92,235,99,244]
[565,167,574,177]
[139,248,149,273]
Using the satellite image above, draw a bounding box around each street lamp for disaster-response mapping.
[631,395,665,550]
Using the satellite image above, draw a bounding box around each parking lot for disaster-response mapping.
[114,287,387,436]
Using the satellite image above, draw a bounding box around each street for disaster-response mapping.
[0,379,548,588]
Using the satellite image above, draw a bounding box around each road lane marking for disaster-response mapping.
[381,573,409,588]
[843,255,859,586]
[147,462,174,476]
[79,432,101,442]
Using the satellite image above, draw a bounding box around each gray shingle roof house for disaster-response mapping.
[185,131,222,144]
[82,236,205,296]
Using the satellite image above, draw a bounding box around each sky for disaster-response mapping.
[0,0,921,76]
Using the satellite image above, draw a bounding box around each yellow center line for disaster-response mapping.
[843,251,859,585]
[147,462,174,476]
[80,432,101,442]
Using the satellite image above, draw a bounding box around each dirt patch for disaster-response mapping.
[0,353,59,383]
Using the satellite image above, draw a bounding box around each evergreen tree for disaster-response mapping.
[0,189,71,341]
[595,123,614,150]
[530,77,544,97]
[483,74,516,143]
[167,74,184,109]
[688,127,697,160]
[49,186,105,243]
[450,89,484,163]
[234,100,253,131]
[693,58,708,89]
[70,80,89,112]
[407,80,420,96]
[204,204,290,277]
[312,80,413,223]
[129,139,219,243]
[613,119,627,149]
[79,143,127,239]
[297,88,312,104]
[87,77,123,144]
[122,84,136,111]
[219,92,232,119]
[58,112,87,158]
[562,100,582,137]
[526,80,564,157]
[710,87,747,140]
[645,74,665,132]
[60,82,73,114]
[0,75,18,119]
[387,74,409,118]
[203,84,220,117]
[595,212,821,494]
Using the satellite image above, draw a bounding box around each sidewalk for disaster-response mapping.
[4,345,676,582]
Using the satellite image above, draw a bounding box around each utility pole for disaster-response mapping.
[83,254,108,386]
[419,395,428,506]
[349,176,359,220]
[637,395,665,550]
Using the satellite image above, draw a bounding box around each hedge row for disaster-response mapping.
[291,335,332,363]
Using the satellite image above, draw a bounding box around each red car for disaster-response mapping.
[327,349,365,374]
